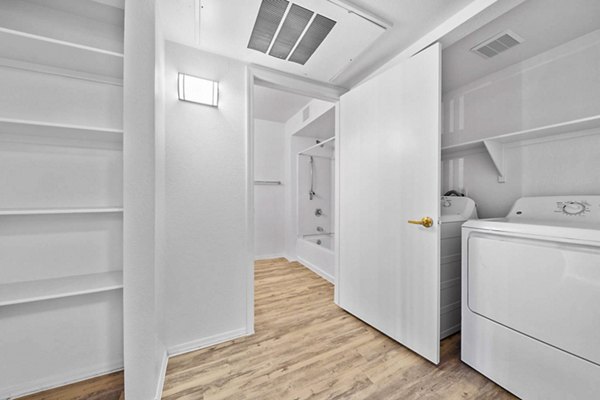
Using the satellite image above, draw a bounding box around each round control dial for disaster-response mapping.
[561,201,588,216]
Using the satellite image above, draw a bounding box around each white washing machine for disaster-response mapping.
[440,196,477,339]
[462,196,600,399]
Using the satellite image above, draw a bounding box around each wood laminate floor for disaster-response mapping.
[16,371,124,400]
[161,258,515,400]
[20,258,515,399]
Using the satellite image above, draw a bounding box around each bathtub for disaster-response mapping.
[296,234,335,283]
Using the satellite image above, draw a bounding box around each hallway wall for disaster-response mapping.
[254,119,286,259]
[159,41,252,354]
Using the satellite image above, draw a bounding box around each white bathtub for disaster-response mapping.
[296,234,335,283]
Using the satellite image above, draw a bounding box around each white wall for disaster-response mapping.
[159,41,251,354]
[443,134,600,218]
[442,31,600,218]
[254,119,286,259]
[123,1,166,398]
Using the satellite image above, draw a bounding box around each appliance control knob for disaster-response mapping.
[562,201,587,216]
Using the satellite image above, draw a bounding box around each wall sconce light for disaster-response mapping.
[178,73,219,107]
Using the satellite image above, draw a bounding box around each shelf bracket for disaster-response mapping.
[483,140,506,183]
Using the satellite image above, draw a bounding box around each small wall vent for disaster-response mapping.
[248,0,336,65]
[471,30,524,59]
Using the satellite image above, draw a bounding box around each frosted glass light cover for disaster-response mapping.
[178,73,219,107]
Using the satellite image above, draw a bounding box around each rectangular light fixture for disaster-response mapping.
[178,73,219,107]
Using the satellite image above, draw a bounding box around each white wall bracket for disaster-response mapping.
[483,139,505,183]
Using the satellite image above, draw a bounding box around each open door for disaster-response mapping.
[337,43,441,363]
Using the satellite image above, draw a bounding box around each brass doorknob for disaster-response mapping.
[407,217,434,228]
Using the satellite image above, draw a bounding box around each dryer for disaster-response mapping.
[462,196,600,399]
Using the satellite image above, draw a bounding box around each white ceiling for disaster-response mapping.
[443,0,600,93]
[161,0,386,86]
[329,0,476,87]
[253,85,312,122]
[160,0,479,89]
[90,0,124,9]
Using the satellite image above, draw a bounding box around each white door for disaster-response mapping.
[337,43,441,363]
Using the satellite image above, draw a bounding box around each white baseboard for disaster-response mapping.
[254,253,286,261]
[167,327,251,358]
[297,256,335,284]
[155,348,169,400]
[1,361,123,400]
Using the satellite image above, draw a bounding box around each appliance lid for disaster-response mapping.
[464,195,600,242]
[507,195,600,223]
[463,217,600,243]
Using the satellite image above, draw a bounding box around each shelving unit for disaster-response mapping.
[0,1,125,397]
[0,27,123,81]
[441,115,600,182]
[0,271,123,307]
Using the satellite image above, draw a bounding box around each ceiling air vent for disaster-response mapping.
[248,0,337,65]
[248,0,290,53]
[269,4,314,59]
[471,30,524,59]
[289,14,336,65]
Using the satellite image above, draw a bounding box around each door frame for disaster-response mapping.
[245,65,345,332]
[244,0,525,334]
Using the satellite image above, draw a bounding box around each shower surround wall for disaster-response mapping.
[284,100,336,261]
[297,151,334,236]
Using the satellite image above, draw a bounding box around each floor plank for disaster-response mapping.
[16,371,123,400]
[19,258,515,399]
[162,258,516,400]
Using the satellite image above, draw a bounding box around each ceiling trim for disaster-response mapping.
[249,64,346,101]
[325,0,393,30]
[89,0,124,9]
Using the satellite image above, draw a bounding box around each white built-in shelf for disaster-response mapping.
[0,27,124,81]
[0,117,123,138]
[298,136,335,158]
[0,207,123,216]
[441,115,600,182]
[0,271,123,307]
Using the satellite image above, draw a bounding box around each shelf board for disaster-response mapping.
[0,207,123,216]
[441,116,600,182]
[0,117,122,137]
[0,27,123,80]
[442,115,600,154]
[298,136,335,158]
[0,271,123,307]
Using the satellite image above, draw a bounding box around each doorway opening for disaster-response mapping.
[251,81,336,272]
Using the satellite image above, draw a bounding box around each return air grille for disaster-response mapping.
[289,14,336,65]
[471,30,524,59]
[248,0,337,65]
[269,4,314,59]
[248,0,289,53]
